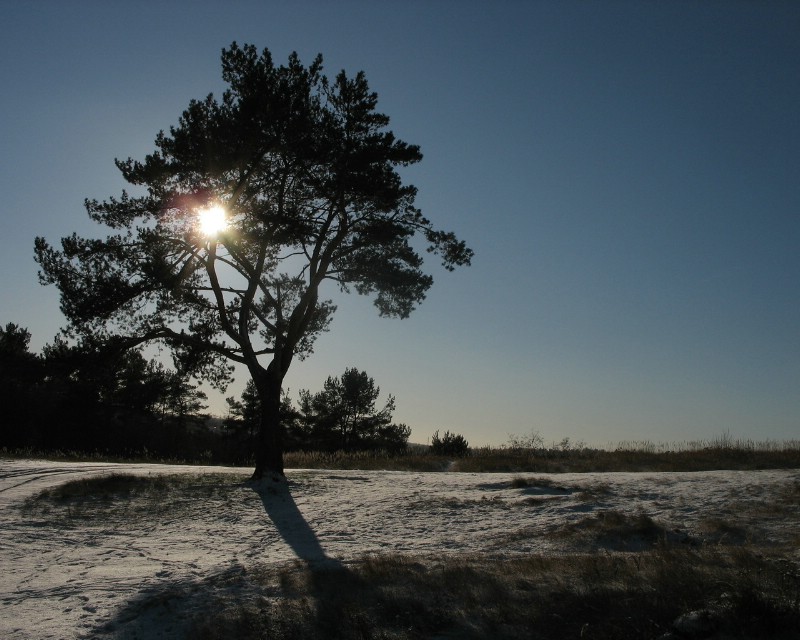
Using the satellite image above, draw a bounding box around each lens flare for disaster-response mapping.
[197,205,228,236]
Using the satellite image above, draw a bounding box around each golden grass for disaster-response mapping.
[283,439,800,473]
[4,436,800,472]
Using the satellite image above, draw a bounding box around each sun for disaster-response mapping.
[197,204,228,237]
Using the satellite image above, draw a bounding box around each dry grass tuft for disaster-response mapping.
[698,517,752,546]
[21,472,249,527]
[576,482,614,502]
[550,509,678,551]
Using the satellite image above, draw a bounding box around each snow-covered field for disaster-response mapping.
[1,459,798,639]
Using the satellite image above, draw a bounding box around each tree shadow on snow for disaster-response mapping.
[84,476,358,639]
[251,476,337,565]
[247,478,365,634]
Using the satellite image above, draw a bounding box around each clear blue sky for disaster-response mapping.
[2,1,798,447]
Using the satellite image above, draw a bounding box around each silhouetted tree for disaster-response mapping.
[0,324,42,447]
[154,368,208,426]
[0,325,208,453]
[37,337,206,450]
[298,367,410,453]
[430,430,470,457]
[35,43,471,478]
[0,323,36,358]
[225,379,261,448]
[225,380,301,458]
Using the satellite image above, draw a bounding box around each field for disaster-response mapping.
[1,458,799,639]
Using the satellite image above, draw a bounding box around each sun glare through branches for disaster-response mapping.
[197,204,228,237]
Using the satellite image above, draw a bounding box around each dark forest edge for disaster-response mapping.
[4,438,800,473]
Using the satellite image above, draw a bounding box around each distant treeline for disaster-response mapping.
[1,323,216,460]
[0,324,410,463]
[9,322,794,473]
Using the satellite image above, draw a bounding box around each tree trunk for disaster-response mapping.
[252,374,285,480]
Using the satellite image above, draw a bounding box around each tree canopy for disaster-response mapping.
[34,43,472,478]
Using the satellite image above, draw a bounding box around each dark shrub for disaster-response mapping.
[430,430,470,457]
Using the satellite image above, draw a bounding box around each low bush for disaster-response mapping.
[430,430,470,457]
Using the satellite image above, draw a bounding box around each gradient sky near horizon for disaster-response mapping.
[2,1,798,447]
